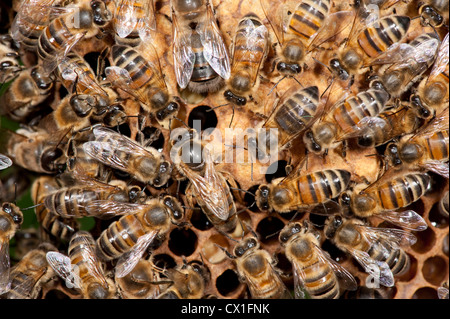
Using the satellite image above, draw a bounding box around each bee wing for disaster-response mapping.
[346,247,394,287]
[172,12,195,89]
[377,210,428,231]
[0,240,11,294]
[428,32,449,82]
[0,154,12,170]
[336,116,389,142]
[140,41,170,91]
[438,286,449,299]
[420,160,449,179]
[46,251,82,289]
[313,244,358,291]
[114,0,137,38]
[105,66,148,104]
[182,150,231,221]
[409,106,449,141]
[115,230,159,278]
[139,0,156,36]
[198,3,231,80]
[259,0,285,47]
[76,235,109,289]
[307,11,356,51]
[85,200,145,219]
[231,20,268,86]
[291,263,309,299]
[360,225,418,249]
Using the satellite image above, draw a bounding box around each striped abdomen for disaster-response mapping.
[44,188,99,218]
[97,214,147,260]
[36,206,78,241]
[269,86,319,147]
[190,31,219,83]
[357,15,410,58]
[332,88,390,134]
[114,1,147,47]
[366,239,410,276]
[37,17,74,66]
[288,0,331,40]
[68,232,102,285]
[414,130,449,162]
[57,53,98,95]
[372,173,431,211]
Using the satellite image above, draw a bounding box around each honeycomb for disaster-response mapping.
[0,0,448,300]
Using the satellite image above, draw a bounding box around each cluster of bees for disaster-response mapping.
[0,0,448,299]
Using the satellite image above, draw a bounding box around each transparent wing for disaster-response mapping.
[199,4,231,80]
[421,160,449,179]
[313,244,358,291]
[0,154,12,170]
[85,200,145,219]
[409,106,449,141]
[336,116,389,142]
[292,263,308,299]
[105,65,148,103]
[438,286,449,299]
[359,225,418,249]
[172,13,195,89]
[76,235,109,289]
[46,251,81,289]
[428,32,449,82]
[0,240,11,294]
[259,0,285,47]
[377,210,428,231]
[7,267,47,299]
[115,230,159,278]
[114,0,137,38]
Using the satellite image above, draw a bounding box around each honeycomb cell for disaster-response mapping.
[265,160,288,183]
[190,207,214,231]
[188,105,218,131]
[412,287,439,299]
[422,256,448,286]
[256,216,285,244]
[216,269,241,297]
[152,253,177,270]
[168,228,198,256]
[443,233,449,257]
[397,253,417,283]
[429,200,449,229]
[201,234,229,264]
[412,227,436,254]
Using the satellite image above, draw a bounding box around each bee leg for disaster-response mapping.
[97,46,110,81]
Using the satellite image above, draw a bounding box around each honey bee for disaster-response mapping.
[0,154,12,170]
[303,86,390,155]
[37,0,112,74]
[170,128,243,238]
[0,35,22,83]
[0,202,23,294]
[418,0,449,27]
[171,0,230,93]
[328,12,411,82]
[223,13,269,107]
[340,171,430,231]
[96,196,184,278]
[370,32,440,98]
[255,168,351,213]
[250,85,320,157]
[227,237,292,299]
[410,32,448,119]
[279,220,357,299]
[42,177,144,220]
[260,0,354,79]
[438,280,449,299]
[31,176,79,243]
[0,126,67,174]
[113,0,156,47]
[158,261,210,299]
[10,0,58,52]
[116,258,166,299]
[105,44,180,124]
[82,126,172,187]
[5,242,57,299]
[46,231,117,299]
[0,66,54,123]
[352,105,422,149]
[384,106,449,178]
[324,215,417,287]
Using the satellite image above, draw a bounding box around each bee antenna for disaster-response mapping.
[267,75,286,96]
[207,103,230,111]
[236,201,256,215]
[214,244,236,259]
[312,57,332,74]
[172,116,190,129]
[21,203,44,211]
[229,186,255,197]
[265,228,282,240]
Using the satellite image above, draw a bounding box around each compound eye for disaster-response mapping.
[2,203,11,214]
[235,246,245,257]
[333,216,343,228]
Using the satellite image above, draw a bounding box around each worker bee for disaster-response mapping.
[96,196,184,278]
[303,86,390,155]
[250,85,320,157]
[410,32,448,119]
[340,171,430,231]
[0,35,22,83]
[0,126,67,174]
[116,258,166,299]
[0,66,54,123]
[384,106,449,178]
[5,242,57,299]
[170,128,244,238]
[353,105,422,149]
[105,44,180,124]
[31,175,79,243]
[0,202,23,294]
[438,280,449,299]
[158,261,210,299]
[0,154,12,170]
[324,215,417,287]
[113,0,156,47]
[328,12,411,82]
[418,0,449,27]
[82,126,172,187]
[279,220,357,299]
[256,168,351,214]
[46,231,117,299]
[37,0,112,74]
[171,0,230,93]
[223,13,269,107]
[10,0,58,52]
[225,237,292,299]
[371,32,440,98]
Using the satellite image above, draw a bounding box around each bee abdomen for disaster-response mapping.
[289,0,330,39]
